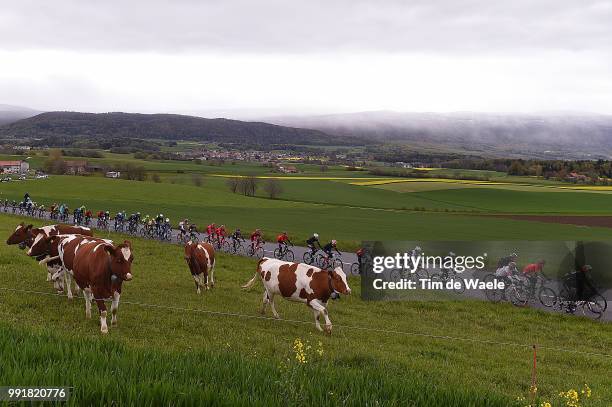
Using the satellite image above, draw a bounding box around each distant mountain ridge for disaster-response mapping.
[0,104,40,125]
[0,111,361,146]
[267,111,612,159]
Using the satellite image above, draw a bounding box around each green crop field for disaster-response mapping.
[0,214,610,406]
[3,176,612,251]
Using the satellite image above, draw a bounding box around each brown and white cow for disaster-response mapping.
[184,241,216,293]
[242,257,351,334]
[8,223,94,283]
[28,233,112,299]
[29,234,134,333]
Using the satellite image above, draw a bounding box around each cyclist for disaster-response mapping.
[322,240,341,265]
[250,228,263,252]
[84,208,93,224]
[356,247,365,267]
[495,253,518,277]
[206,223,216,242]
[306,233,322,256]
[276,231,292,254]
[522,259,545,293]
[230,228,244,252]
[155,213,164,235]
[178,218,189,238]
[216,225,226,246]
[188,222,198,241]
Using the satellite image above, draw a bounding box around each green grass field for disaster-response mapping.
[3,176,612,252]
[0,213,610,406]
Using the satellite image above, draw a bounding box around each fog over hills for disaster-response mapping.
[266,111,612,159]
[0,104,40,125]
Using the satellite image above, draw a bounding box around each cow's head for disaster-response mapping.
[106,240,134,281]
[6,223,33,247]
[330,267,351,295]
[27,234,58,257]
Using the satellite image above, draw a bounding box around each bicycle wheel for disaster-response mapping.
[414,268,429,281]
[484,274,505,303]
[222,241,231,253]
[303,251,314,265]
[350,262,360,276]
[538,287,557,307]
[507,284,528,306]
[585,294,607,319]
[315,254,325,268]
[332,258,343,270]
[284,249,295,262]
[255,246,264,259]
[273,248,282,259]
[452,276,466,294]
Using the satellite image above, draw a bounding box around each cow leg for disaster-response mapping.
[310,300,332,334]
[268,293,280,319]
[311,308,323,332]
[51,266,64,293]
[193,274,201,294]
[84,287,93,319]
[202,271,209,290]
[97,301,109,334]
[64,269,74,299]
[46,264,52,281]
[111,291,120,326]
[260,290,270,314]
[209,267,215,288]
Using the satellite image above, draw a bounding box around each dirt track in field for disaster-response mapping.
[491,215,612,228]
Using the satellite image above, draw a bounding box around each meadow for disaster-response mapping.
[3,175,612,251]
[0,214,611,406]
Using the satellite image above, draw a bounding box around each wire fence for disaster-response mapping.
[1,286,610,359]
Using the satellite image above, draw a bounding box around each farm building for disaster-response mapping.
[65,160,88,175]
[0,160,29,174]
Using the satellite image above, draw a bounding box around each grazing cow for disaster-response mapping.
[184,241,216,293]
[7,223,94,283]
[29,234,134,333]
[242,258,351,334]
[28,234,111,299]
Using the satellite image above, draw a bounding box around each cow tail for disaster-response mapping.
[241,258,264,290]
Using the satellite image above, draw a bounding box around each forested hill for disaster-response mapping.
[0,111,362,146]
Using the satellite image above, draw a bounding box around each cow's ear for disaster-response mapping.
[123,240,131,248]
[25,224,33,231]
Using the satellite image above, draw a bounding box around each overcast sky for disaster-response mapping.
[1,0,611,116]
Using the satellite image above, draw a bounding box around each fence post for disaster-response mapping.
[530,344,538,402]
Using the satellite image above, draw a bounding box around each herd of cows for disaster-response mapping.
[6,221,351,334]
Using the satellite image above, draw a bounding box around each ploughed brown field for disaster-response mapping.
[491,215,612,228]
